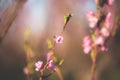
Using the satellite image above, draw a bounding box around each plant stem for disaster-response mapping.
[56,66,63,80]
[91,47,97,80]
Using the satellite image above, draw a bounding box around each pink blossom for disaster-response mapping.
[47,60,55,71]
[35,61,43,71]
[94,0,99,4]
[105,12,111,29]
[83,36,91,42]
[101,46,108,51]
[46,53,53,61]
[89,19,98,28]
[23,67,29,75]
[100,27,110,37]
[83,46,92,54]
[83,36,92,54]
[94,36,104,45]
[87,11,95,18]
[106,12,111,20]
[108,0,114,6]
[83,36,92,47]
[55,36,63,43]
[86,11,98,28]
[83,40,91,47]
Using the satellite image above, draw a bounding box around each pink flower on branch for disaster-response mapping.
[94,0,114,8]
[35,61,43,72]
[105,12,112,29]
[100,27,110,37]
[55,35,64,43]
[83,36,92,54]
[83,36,92,46]
[46,52,53,61]
[108,0,114,6]
[47,60,55,71]
[86,11,98,28]
[94,36,104,45]
[83,46,92,54]
[87,11,95,18]
[83,0,114,80]
[101,45,108,51]
[94,0,99,4]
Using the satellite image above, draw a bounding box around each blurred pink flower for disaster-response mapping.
[83,36,92,54]
[23,67,29,75]
[47,60,55,71]
[101,46,108,51]
[83,36,92,46]
[108,0,114,5]
[94,36,104,45]
[83,46,92,54]
[100,27,110,37]
[35,61,43,71]
[55,36,63,43]
[87,11,95,18]
[46,53,53,61]
[94,0,99,4]
[86,11,98,28]
[105,12,111,29]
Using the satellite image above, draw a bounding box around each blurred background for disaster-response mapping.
[0,0,120,80]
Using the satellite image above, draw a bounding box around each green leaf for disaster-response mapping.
[64,13,72,24]
[90,50,95,62]
[24,28,30,39]
[91,33,95,40]
[59,59,64,66]
[53,56,58,63]
[63,13,72,30]
[64,16,67,24]
[47,39,53,49]
[28,60,35,74]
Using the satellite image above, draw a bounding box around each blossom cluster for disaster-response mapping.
[34,36,63,72]
[83,0,114,54]
[95,0,114,7]
[35,59,55,72]
[35,51,56,72]
[34,13,71,80]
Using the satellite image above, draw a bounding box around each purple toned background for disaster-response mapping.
[0,0,120,80]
